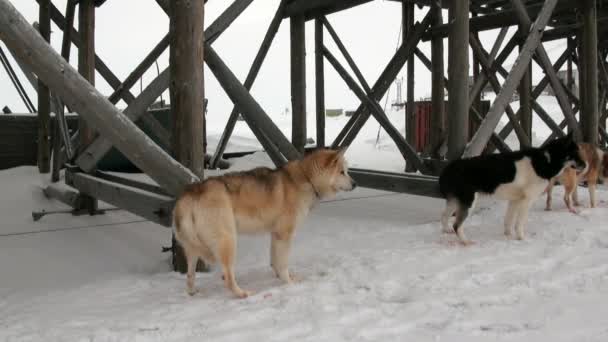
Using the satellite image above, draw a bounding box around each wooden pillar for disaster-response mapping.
[170,0,206,273]
[567,38,576,136]
[518,24,533,146]
[77,0,97,213]
[581,0,598,144]
[315,18,325,148]
[37,0,51,173]
[471,13,481,114]
[404,2,416,171]
[431,0,445,158]
[447,0,469,160]
[291,15,306,153]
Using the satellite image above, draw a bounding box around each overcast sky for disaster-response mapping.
[1,0,567,122]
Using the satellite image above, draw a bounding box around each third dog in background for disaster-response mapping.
[545,143,608,213]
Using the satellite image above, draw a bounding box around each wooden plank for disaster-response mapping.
[205,0,255,44]
[463,0,559,157]
[43,183,79,208]
[170,0,205,179]
[66,171,174,227]
[518,23,533,144]
[0,0,199,194]
[430,0,444,158]
[209,0,287,168]
[290,15,306,153]
[205,45,301,161]
[37,0,51,174]
[447,0,469,160]
[315,18,325,148]
[332,11,433,149]
[284,0,373,20]
[348,168,442,198]
[323,46,429,174]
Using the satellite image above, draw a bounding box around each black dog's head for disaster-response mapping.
[545,132,585,172]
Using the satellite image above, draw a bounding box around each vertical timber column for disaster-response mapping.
[447,0,469,160]
[291,15,306,153]
[471,13,481,115]
[518,25,533,146]
[431,0,445,159]
[170,0,206,273]
[37,0,51,173]
[315,18,325,148]
[581,0,598,144]
[404,2,416,172]
[78,0,98,213]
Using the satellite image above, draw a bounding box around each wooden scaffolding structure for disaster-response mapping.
[0,0,607,269]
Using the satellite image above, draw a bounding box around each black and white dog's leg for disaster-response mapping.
[453,204,472,245]
[514,198,532,240]
[441,198,458,233]
[504,200,519,237]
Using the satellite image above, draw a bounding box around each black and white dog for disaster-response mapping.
[439,133,585,245]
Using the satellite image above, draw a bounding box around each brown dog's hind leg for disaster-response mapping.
[217,231,251,299]
[185,249,199,296]
[545,178,556,211]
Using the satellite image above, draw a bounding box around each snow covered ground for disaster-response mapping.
[3,96,608,341]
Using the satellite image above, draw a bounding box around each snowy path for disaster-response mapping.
[2,167,608,341]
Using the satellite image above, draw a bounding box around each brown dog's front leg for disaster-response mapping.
[270,231,294,283]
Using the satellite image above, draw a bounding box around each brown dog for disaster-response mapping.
[545,143,608,213]
[173,149,356,298]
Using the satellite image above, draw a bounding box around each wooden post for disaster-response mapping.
[471,12,481,115]
[315,18,325,148]
[447,0,469,160]
[37,0,51,174]
[77,0,98,213]
[404,2,416,171]
[290,15,306,153]
[518,23,533,145]
[581,0,598,144]
[170,0,206,274]
[430,0,444,158]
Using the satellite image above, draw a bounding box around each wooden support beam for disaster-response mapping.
[37,0,51,174]
[468,31,516,109]
[77,0,98,213]
[518,24,533,144]
[321,17,371,93]
[76,68,171,172]
[469,35,531,147]
[66,171,174,227]
[290,15,306,153]
[332,11,433,149]
[315,18,325,148]
[209,0,287,168]
[0,0,199,194]
[40,0,170,146]
[348,168,441,198]
[430,0,444,158]
[422,0,579,41]
[463,0,559,157]
[404,2,416,171]
[323,46,429,173]
[581,0,599,144]
[170,0,205,179]
[43,183,80,208]
[509,0,580,140]
[414,48,512,153]
[447,0,469,160]
[205,45,301,161]
[107,33,170,104]
[284,0,373,20]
